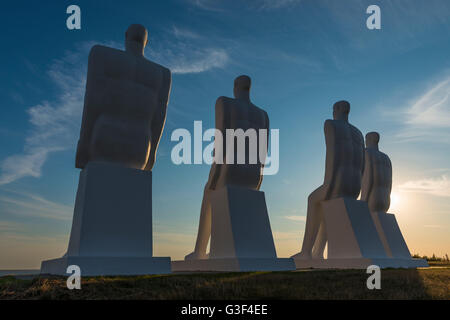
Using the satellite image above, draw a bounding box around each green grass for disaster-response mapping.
[1,266,449,300]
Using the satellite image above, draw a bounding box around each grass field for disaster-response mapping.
[1,263,449,300]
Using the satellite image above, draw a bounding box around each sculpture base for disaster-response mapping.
[41,256,171,276]
[322,198,388,259]
[40,162,170,276]
[371,211,412,258]
[177,186,293,272]
[209,186,277,259]
[172,258,295,272]
[293,257,428,269]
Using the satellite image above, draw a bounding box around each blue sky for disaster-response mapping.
[0,0,449,268]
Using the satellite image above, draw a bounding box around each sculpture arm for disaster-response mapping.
[263,110,270,165]
[323,120,336,199]
[75,46,102,169]
[387,155,393,196]
[257,110,270,190]
[145,68,171,171]
[205,97,226,190]
[361,150,373,202]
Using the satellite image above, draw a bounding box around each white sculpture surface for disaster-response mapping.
[40,24,172,276]
[292,101,366,260]
[186,75,268,261]
[291,103,427,269]
[361,132,428,265]
[76,24,171,171]
[173,76,294,272]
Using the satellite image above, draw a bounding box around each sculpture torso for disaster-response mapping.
[76,45,171,170]
[362,148,392,212]
[208,97,269,191]
[324,119,365,199]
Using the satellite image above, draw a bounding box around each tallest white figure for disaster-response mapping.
[41,24,172,276]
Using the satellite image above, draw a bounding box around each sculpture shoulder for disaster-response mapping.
[216,96,233,105]
[380,151,392,167]
[148,61,171,91]
[88,45,122,61]
[215,96,234,111]
[365,148,377,161]
[250,103,269,127]
[324,119,336,133]
[380,150,390,160]
[349,123,363,137]
[161,64,171,81]
[143,58,171,77]
[349,123,364,144]
[250,103,267,116]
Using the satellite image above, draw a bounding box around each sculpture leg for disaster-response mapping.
[291,187,324,259]
[312,221,327,259]
[185,187,212,260]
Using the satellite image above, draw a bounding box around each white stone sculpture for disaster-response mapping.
[172,76,294,272]
[291,102,424,269]
[40,24,172,276]
[361,132,428,267]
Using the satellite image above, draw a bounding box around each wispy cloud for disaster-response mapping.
[149,47,228,74]
[399,174,450,198]
[0,189,73,221]
[189,0,224,12]
[147,27,229,74]
[423,224,447,229]
[284,215,306,222]
[172,26,201,39]
[258,0,302,10]
[0,42,92,185]
[403,77,450,128]
[0,29,229,185]
[273,231,300,240]
[190,0,303,11]
[384,74,450,143]
[0,220,22,233]
[276,51,322,72]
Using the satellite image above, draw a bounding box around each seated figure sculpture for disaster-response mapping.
[178,76,294,271]
[361,132,427,265]
[40,24,172,276]
[292,101,365,260]
[185,75,269,260]
[76,24,171,170]
[361,132,392,215]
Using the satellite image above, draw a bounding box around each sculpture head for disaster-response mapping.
[125,24,148,56]
[365,131,380,149]
[233,75,251,101]
[333,100,350,121]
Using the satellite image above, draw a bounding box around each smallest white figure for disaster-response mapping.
[361,132,427,267]
[291,103,427,269]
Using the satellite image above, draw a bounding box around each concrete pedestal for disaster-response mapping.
[371,212,412,258]
[173,186,295,272]
[293,257,429,269]
[369,211,427,267]
[293,198,428,269]
[40,162,171,276]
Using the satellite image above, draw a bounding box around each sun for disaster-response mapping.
[390,191,401,211]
